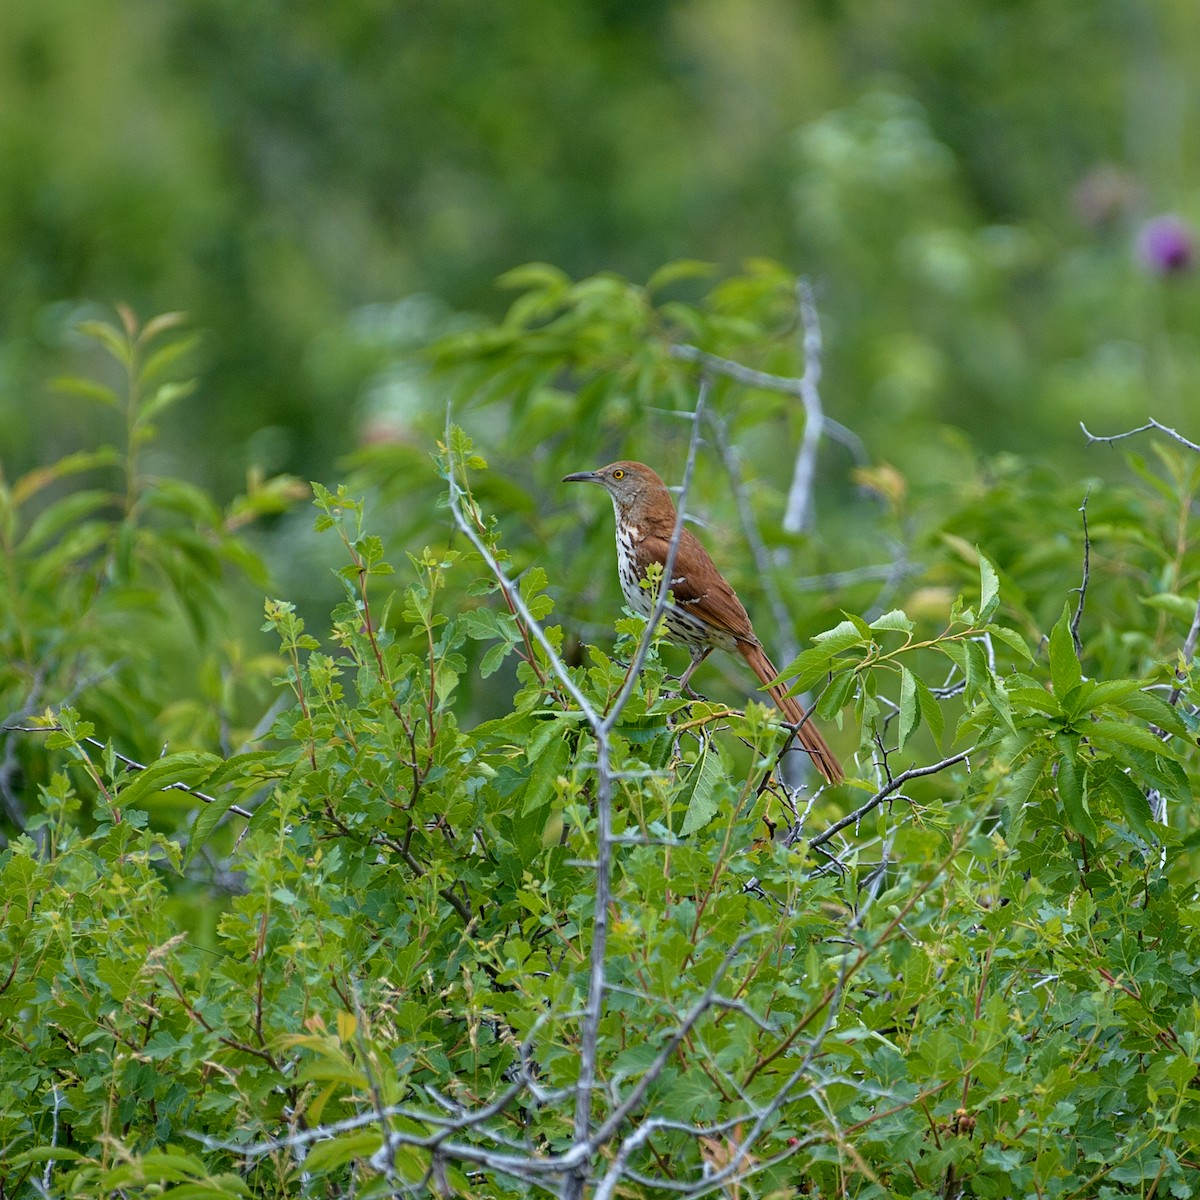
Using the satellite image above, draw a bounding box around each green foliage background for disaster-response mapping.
[2,0,1198,489]
[2,2,1200,1197]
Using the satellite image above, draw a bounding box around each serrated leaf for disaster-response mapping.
[816,668,857,719]
[898,667,919,751]
[1007,686,1061,717]
[1105,770,1157,843]
[462,608,503,639]
[678,748,725,835]
[983,623,1032,662]
[779,645,838,694]
[1112,689,1189,737]
[913,673,944,748]
[1048,602,1083,699]
[522,731,570,815]
[1083,680,1141,707]
[978,549,1000,620]
[812,619,870,654]
[1125,749,1191,802]
[183,789,246,868]
[1088,720,1179,759]
[869,609,914,634]
[1004,755,1045,811]
[1055,738,1095,842]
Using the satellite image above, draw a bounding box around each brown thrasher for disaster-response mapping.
[563,460,844,783]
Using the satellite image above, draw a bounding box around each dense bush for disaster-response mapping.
[2,273,1199,1197]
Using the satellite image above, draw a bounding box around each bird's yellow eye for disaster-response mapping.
[612,469,625,480]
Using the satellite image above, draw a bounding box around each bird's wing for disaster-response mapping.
[636,528,756,641]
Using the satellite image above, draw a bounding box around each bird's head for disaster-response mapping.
[562,461,666,508]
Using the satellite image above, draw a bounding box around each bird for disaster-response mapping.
[563,460,844,783]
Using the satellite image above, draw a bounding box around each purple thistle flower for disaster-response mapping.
[1135,215,1194,275]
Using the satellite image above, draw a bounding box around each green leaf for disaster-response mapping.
[497,261,571,291]
[138,379,198,424]
[978,550,1000,620]
[1088,719,1179,759]
[1054,738,1096,842]
[50,374,123,410]
[12,447,122,505]
[1048,602,1083,699]
[646,259,717,292]
[1007,686,1061,718]
[1142,592,1199,622]
[816,668,857,719]
[522,727,571,815]
[480,641,514,677]
[149,1184,249,1200]
[1001,755,1045,841]
[983,623,1032,662]
[183,789,247,868]
[6,1147,89,1166]
[77,319,132,365]
[462,608,503,639]
[1082,680,1141,708]
[869,609,914,634]
[1104,770,1157,843]
[303,1130,384,1173]
[139,331,201,389]
[897,667,919,751]
[678,747,726,835]
[779,645,839,694]
[18,490,115,554]
[140,310,189,341]
[1111,688,1189,737]
[117,753,222,810]
[1125,748,1192,803]
[812,618,871,654]
[913,673,944,749]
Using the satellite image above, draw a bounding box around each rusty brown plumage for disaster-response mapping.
[563,460,844,783]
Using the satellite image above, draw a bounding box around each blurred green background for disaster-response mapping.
[3,0,1197,495]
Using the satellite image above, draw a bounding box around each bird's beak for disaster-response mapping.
[562,470,601,484]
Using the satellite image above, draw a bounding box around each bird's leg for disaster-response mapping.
[676,647,713,698]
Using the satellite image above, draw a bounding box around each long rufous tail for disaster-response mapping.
[738,642,845,783]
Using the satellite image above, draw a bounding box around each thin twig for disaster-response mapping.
[2,725,255,820]
[1080,418,1200,453]
[1070,488,1091,658]
[808,750,973,851]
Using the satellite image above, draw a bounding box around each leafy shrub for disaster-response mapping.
[2,274,1199,1198]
